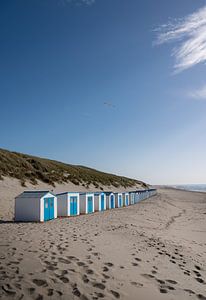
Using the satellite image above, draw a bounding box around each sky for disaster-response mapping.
[0,0,206,185]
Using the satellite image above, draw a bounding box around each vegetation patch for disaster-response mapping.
[0,148,148,189]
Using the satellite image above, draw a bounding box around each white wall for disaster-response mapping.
[79,194,86,214]
[15,197,40,222]
[57,194,68,217]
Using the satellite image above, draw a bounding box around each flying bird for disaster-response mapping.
[103,101,116,108]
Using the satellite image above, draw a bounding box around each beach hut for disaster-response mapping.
[123,193,130,206]
[130,192,135,205]
[15,191,57,222]
[56,192,80,217]
[135,191,140,203]
[94,192,106,212]
[114,193,123,208]
[150,188,157,196]
[79,193,95,214]
[105,192,115,209]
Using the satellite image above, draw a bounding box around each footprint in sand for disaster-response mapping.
[58,257,71,264]
[130,282,143,287]
[72,285,81,297]
[47,289,53,296]
[32,279,48,287]
[102,273,110,279]
[67,256,78,261]
[77,261,86,266]
[142,274,155,279]
[35,294,43,300]
[2,284,16,296]
[105,262,114,267]
[170,260,176,264]
[92,282,105,290]
[134,257,141,262]
[165,285,175,290]
[197,294,206,300]
[132,263,138,267]
[184,289,195,295]
[193,270,201,277]
[95,292,105,298]
[86,268,94,275]
[110,290,120,298]
[59,276,69,283]
[159,288,168,294]
[156,279,165,284]
[82,274,90,283]
[166,279,177,285]
[196,278,204,284]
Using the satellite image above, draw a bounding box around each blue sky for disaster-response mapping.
[1,0,206,184]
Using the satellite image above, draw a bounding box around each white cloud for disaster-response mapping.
[154,5,206,72]
[188,84,206,100]
[62,0,95,6]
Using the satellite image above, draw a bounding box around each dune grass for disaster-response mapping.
[0,148,148,189]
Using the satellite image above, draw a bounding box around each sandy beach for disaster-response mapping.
[0,187,206,299]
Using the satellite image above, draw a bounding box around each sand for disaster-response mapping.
[0,184,206,299]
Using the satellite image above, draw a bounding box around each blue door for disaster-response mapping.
[87,196,93,214]
[110,195,114,209]
[126,195,129,206]
[44,198,54,221]
[119,195,122,207]
[49,198,54,219]
[70,196,78,216]
[101,194,105,211]
[44,198,50,221]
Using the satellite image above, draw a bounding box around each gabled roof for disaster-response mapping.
[15,191,55,199]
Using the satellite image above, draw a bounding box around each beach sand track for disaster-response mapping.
[0,188,206,299]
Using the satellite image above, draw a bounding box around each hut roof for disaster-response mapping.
[15,191,54,199]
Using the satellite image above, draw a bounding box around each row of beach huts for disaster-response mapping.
[15,189,157,222]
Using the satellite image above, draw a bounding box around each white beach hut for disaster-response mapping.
[123,192,130,206]
[94,192,106,212]
[57,192,80,217]
[106,192,115,209]
[150,189,157,196]
[15,191,57,222]
[79,193,95,214]
[135,191,140,203]
[114,193,123,208]
[130,192,135,205]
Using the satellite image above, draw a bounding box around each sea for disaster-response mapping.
[171,184,206,193]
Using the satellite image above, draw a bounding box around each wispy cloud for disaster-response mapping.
[154,5,206,73]
[62,0,95,6]
[188,84,206,100]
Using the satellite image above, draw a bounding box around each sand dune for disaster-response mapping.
[0,188,206,299]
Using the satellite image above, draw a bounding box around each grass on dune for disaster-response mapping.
[0,148,148,189]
